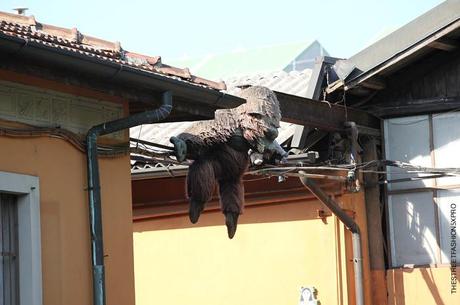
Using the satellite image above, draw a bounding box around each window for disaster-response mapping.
[0,172,42,305]
[388,192,438,266]
[1,193,19,305]
[437,189,460,264]
[384,113,460,267]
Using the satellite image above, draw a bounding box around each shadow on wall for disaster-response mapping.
[132,174,344,233]
[420,268,445,305]
[388,268,448,305]
[387,189,459,305]
[133,197,332,233]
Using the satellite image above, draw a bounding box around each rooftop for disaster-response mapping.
[225,68,312,97]
[130,68,313,166]
[344,0,460,85]
[0,10,226,91]
[169,40,325,79]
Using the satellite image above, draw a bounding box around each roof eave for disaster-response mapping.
[0,32,244,111]
[343,18,460,92]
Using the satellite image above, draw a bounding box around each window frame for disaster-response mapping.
[384,113,460,268]
[0,171,42,305]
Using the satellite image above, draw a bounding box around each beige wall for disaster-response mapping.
[387,267,460,305]
[134,199,356,305]
[132,175,459,305]
[0,136,135,305]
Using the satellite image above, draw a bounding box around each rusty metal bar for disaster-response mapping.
[275,91,380,133]
[299,174,364,305]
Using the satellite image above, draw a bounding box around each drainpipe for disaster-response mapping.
[299,174,364,305]
[86,91,172,305]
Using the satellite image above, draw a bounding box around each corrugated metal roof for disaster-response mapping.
[130,69,312,147]
[131,121,296,147]
[168,41,318,79]
[131,121,194,147]
[0,11,226,91]
[225,69,312,97]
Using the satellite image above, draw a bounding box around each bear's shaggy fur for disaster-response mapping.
[170,86,283,238]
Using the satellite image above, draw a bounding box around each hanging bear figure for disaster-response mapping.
[170,86,287,238]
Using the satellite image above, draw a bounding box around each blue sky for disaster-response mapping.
[0,0,444,62]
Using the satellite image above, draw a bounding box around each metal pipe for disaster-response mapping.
[298,174,364,305]
[86,91,172,305]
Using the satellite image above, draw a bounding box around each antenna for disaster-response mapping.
[13,7,28,15]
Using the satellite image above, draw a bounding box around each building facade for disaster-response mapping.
[0,10,232,305]
[312,1,460,304]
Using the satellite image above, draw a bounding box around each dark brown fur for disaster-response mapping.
[172,86,282,238]
[186,144,249,238]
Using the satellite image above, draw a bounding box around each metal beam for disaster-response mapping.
[360,77,386,90]
[369,96,460,117]
[275,91,381,133]
[306,56,340,100]
[292,56,342,148]
[428,38,460,51]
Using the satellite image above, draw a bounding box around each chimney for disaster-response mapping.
[13,7,28,15]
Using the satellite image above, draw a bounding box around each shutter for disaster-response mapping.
[0,193,19,305]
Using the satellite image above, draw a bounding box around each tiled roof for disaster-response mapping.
[0,11,226,91]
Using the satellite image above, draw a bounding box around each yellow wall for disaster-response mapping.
[132,170,460,305]
[134,199,354,305]
[0,136,135,305]
[387,267,460,305]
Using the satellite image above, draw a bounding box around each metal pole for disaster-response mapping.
[86,91,172,305]
[299,174,364,305]
[352,232,364,305]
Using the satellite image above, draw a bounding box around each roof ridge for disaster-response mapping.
[171,40,316,62]
[0,11,36,26]
[225,67,312,80]
[347,0,460,80]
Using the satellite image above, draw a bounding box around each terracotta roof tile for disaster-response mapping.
[124,52,161,65]
[0,11,226,91]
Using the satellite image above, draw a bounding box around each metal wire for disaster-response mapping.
[0,124,176,159]
[9,122,459,183]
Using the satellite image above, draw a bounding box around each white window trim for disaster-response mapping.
[386,194,397,266]
[0,171,42,305]
[384,113,460,267]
